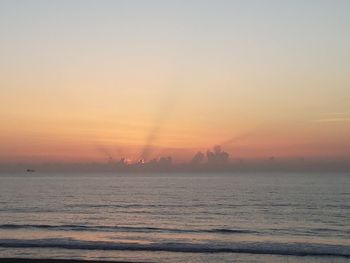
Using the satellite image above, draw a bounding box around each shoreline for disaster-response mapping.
[0,259,146,263]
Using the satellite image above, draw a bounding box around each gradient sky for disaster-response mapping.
[1,0,350,163]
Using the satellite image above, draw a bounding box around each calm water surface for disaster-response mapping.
[0,172,349,262]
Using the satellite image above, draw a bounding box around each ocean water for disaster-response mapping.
[0,172,349,263]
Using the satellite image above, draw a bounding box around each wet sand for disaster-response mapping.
[0,259,145,263]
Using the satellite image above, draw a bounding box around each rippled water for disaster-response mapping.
[0,172,349,262]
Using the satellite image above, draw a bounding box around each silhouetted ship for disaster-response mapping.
[26,169,35,173]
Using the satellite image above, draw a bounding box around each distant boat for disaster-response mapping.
[26,169,35,173]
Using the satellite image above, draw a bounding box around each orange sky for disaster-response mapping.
[1,1,350,163]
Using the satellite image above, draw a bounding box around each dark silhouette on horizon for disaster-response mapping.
[1,145,350,173]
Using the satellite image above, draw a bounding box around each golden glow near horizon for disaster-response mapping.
[1,1,350,163]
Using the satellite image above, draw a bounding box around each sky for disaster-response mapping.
[1,0,350,164]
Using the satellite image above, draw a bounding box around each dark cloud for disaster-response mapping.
[206,145,229,165]
[191,151,205,164]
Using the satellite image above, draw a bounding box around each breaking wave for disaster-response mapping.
[0,224,256,234]
[0,238,349,257]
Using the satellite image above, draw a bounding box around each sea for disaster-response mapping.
[0,172,349,263]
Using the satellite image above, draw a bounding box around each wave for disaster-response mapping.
[0,238,349,257]
[0,224,256,235]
